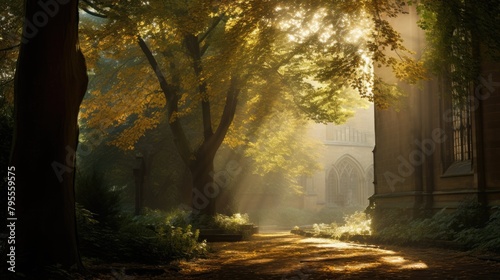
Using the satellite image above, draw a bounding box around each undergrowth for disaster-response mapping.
[76,206,207,264]
[373,199,500,252]
[292,198,500,253]
[294,211,372,239]
[214,213,251,232]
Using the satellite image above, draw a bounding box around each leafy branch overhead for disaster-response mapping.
[79,0,425,153]
[416,0,500,100]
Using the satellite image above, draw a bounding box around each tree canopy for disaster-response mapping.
[73,0,429,213]
[0,0,430,215]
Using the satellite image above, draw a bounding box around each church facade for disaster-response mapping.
[302,105,375,210]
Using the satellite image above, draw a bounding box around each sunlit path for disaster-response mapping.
[178,232,500,279]
[91,232,500,279]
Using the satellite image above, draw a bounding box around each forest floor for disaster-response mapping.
[88,231,500,279]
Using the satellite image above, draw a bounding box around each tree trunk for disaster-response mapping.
[189,77,240,216]
[190,147,218,216]
[191,164,217,216]
[138,35,240,217]
[11,0,87,274]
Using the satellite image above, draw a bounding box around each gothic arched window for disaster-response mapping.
[326,156,364,206]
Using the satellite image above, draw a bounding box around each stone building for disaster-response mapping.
[370,6,500,220]
[302,105,375,210]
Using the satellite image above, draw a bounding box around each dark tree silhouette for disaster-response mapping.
[11,0,87,274]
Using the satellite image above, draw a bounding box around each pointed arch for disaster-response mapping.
[325,166,339,205]
[334,154,365,172]
[333,155,365,206]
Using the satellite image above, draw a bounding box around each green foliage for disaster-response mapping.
[137,208,192,228]
[306,211,372,239]
[372,77,406,111]
[76,207,207,263]
[416,0,500,101]
[454,207,500,252]
[76,0,431,213]
[214,213,250,233]
[75,202,99,233]
[448,197,487,230]
[79,0,425,152]
[242,109,322,183]
[373,198,500,252]
[75,171,122,228]
[341,211,372,235]
[376,209,456,243]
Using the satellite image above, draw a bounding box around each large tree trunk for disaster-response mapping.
[191,162,217,216]
[11,0,87,274]
[190,146,218,216]
[189,75,240,216]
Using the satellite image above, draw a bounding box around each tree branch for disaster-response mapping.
[184,34,213,140]
[199,16,222,44]
[137,35,192,163]
[211,76,240,149]
[80,6,107,18]
[81,0,109,17]
[0,44,20,52]
[0,78,14,88]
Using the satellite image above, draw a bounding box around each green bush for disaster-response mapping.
[372,199,500,252]
[340,211,372,236]
[76,171,122,228]
[296,199,500,253]
[214,213,250,232]
[76,207,207,263]
[454,206,500,252]
[133,208,191,229]
[376,209,456,243]
[306,211,372,239]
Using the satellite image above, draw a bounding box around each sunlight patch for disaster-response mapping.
[345,262,380,271]
[372,249,397,255]
[323,262,380,273]
[380,256,406,264]
[299,237,346,246]
[401,262,428,269]
[245,258,274,265]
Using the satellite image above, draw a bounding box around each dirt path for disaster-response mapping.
[92,232,500,279]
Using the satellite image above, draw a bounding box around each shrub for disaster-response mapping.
[133,208,191,229]
[304,211,372,239]
[294,211,371,239]
[448,197,488,230]
[214,213,250,232]
[372,198,500,252]
[76,207,207,263]
[75,171,122,228]
[339,211,372,236]
[454,206,500,252]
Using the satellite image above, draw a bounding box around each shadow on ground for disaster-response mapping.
[88,231,500,279]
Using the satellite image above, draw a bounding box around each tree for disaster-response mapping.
[10,0,87,274]
[79,0,424,216]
